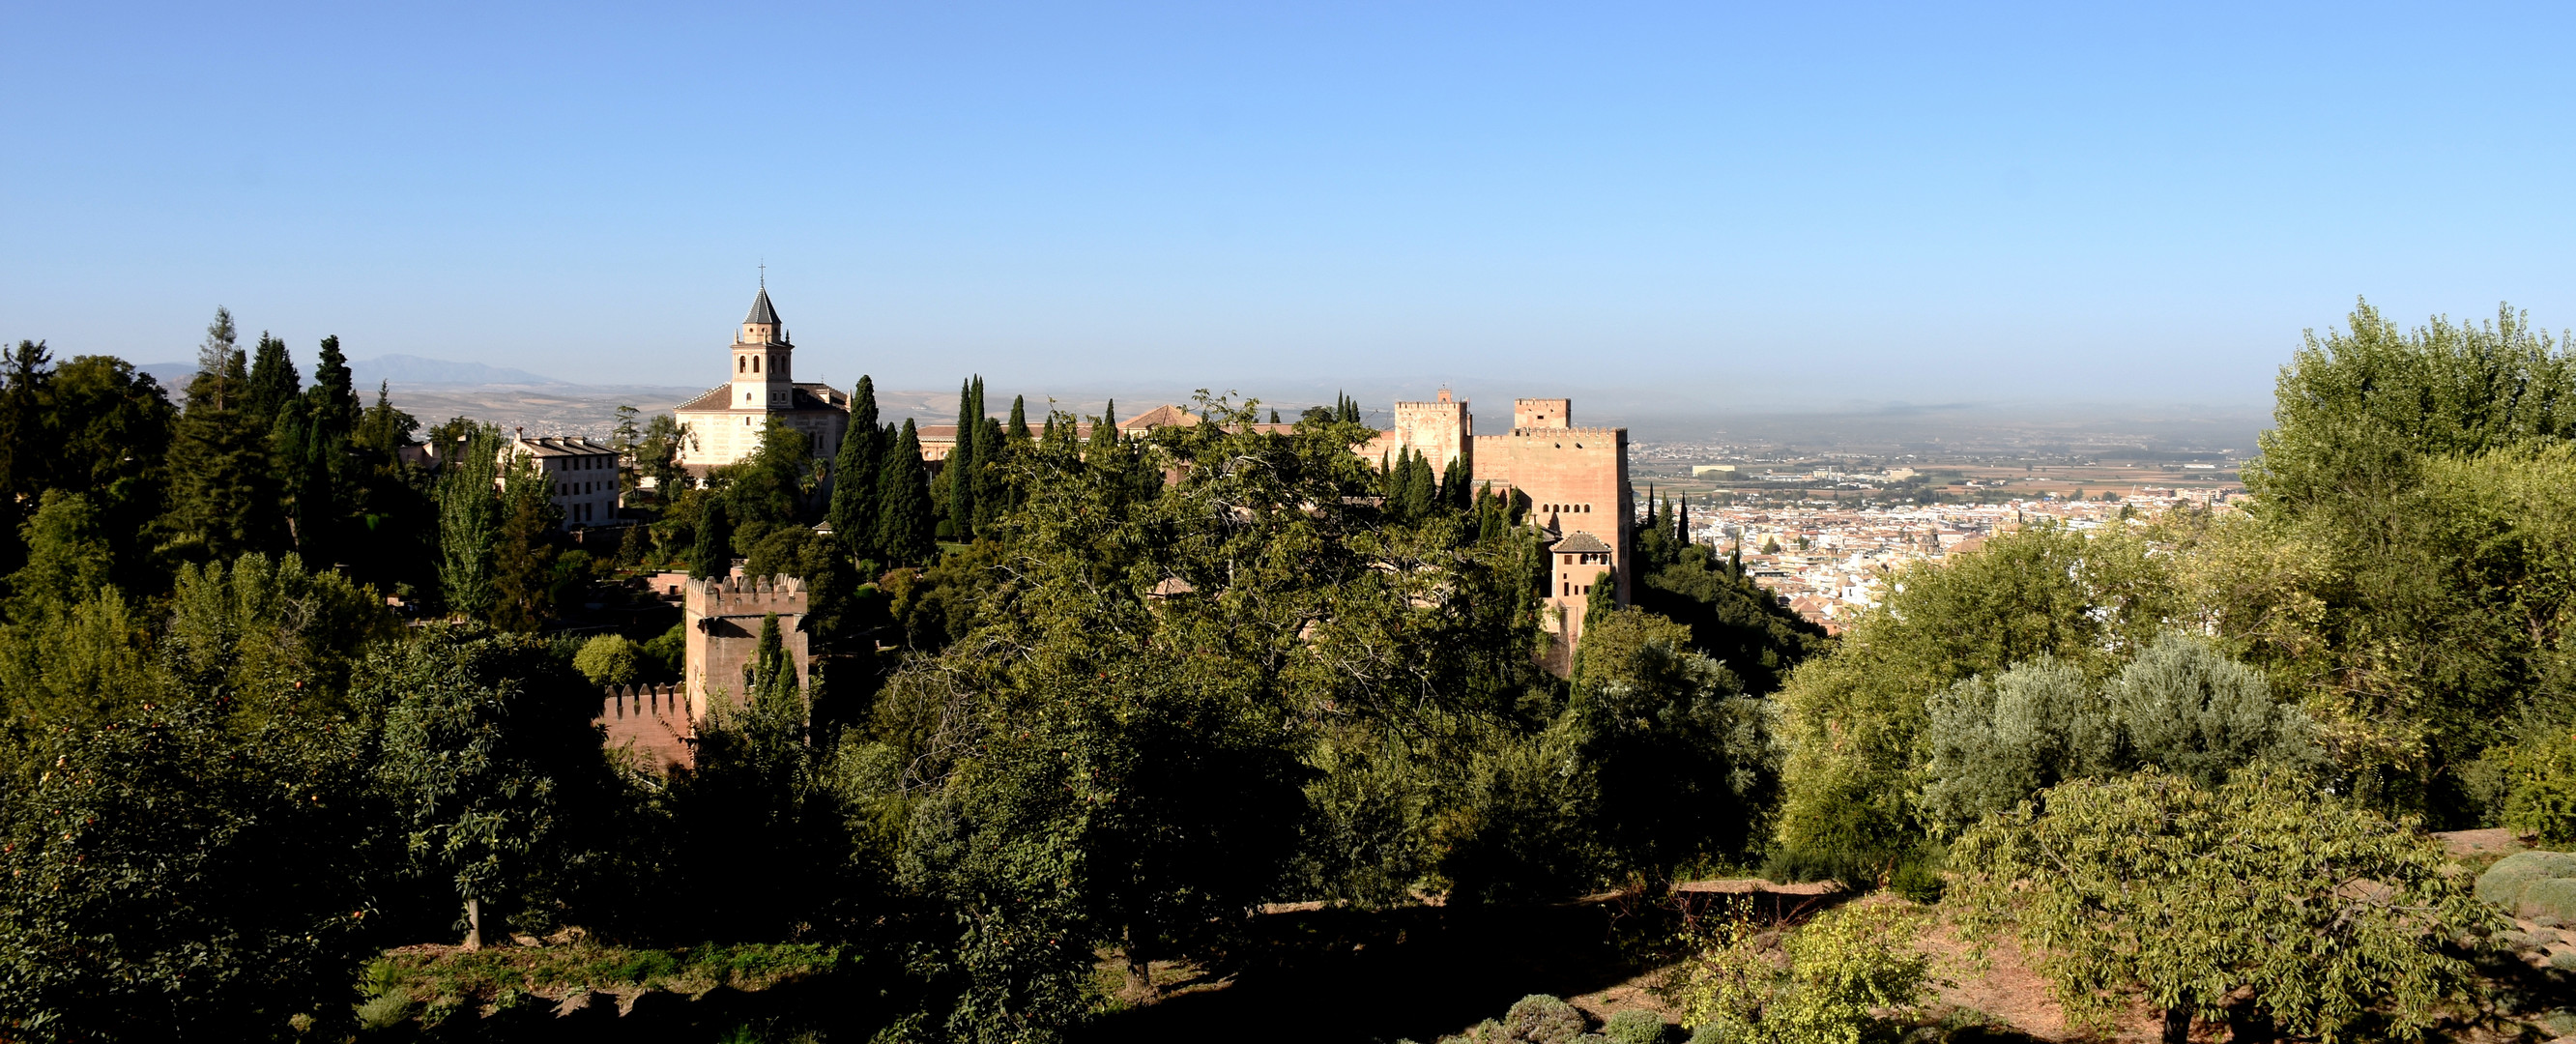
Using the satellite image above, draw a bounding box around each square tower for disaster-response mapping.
[1515,398,1572,430]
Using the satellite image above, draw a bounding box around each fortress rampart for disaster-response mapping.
[596,682,693,771]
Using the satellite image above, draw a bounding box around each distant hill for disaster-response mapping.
[132,354,569,392]
[351,355,566,387]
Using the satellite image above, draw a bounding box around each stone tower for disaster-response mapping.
[681,573,812,720]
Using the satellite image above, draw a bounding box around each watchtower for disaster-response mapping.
[680,573,811,720]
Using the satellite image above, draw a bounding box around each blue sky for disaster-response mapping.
[5,2,2572,411]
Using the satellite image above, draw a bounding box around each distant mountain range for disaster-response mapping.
[134,354,569,391]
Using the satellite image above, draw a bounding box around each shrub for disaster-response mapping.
[1953,771,2495,1043]
[1604,1008,1666,1044]
[1502,995,1587,1044]
[2476,851,2576,923]
[1670,900,1931,1044]
[2503,730,2576,847]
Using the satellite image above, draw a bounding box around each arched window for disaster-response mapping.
[751,357,760,373]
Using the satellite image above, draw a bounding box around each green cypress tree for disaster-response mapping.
[1088,400,1121,456]
[828,376,884,561]
[877,420,936,566]
[694,501,733,579]
[433,424,502,617]
[306,335,360,442]
[1008,394,1030,443]
[972,415,1006,535]
[937,378,978,539]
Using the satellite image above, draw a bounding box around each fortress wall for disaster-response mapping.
[682,575,813,718]
[597,683,694,772]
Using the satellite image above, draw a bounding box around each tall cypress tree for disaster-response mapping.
[1007,394,1030,443]
[433,423,502,617]
[828,375,884,561]
[877,420,935,566]
[693,501,734,579]
[938,378,977,539]
[307,335,360,441]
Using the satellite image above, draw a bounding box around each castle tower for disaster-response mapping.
[681,572,813,720]
[729,286,795,411]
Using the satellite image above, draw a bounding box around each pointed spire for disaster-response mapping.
[744,286,781,325]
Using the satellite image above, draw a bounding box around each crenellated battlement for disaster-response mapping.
[683,574,809,618]
[596,682,694,771]
[1480,425,1624,441]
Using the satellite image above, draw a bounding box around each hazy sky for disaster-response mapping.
[7,3,2573,410]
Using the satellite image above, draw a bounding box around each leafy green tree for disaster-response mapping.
[1633,542,1829,696]
[1771,524,2177,884]
[1950,771,2495,1044]
[726,419,812,527]
[0,693,384,1039]
[573,633,641,686]
[1570,608,1778,877]
[47,355,175,592]
[5,491,113,621]
[164,552,393,710]
[634,412,694,498]
[366,626,613,948]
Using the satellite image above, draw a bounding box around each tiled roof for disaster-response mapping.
[1552,530,1613,554]
[1120,403,1199,430]
[744,287,780,325]
[510,435,618,457]
[674,382,848,413]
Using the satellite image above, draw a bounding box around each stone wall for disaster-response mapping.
[597,682,693,772]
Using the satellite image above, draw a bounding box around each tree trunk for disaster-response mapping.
[1124,925,1158,1003]
[2161,1004,2190,1044]
[462,897,484,951]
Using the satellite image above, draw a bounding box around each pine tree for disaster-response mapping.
[828,376,884,561]
[877,420,936,566]
[242,333,301,431]
[164,312,282,562]
[693,501,733,580]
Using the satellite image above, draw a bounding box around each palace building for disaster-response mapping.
[671,285,853,474]
[1362,390,1633,670]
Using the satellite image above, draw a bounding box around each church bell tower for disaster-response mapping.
[730,285,794,412]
